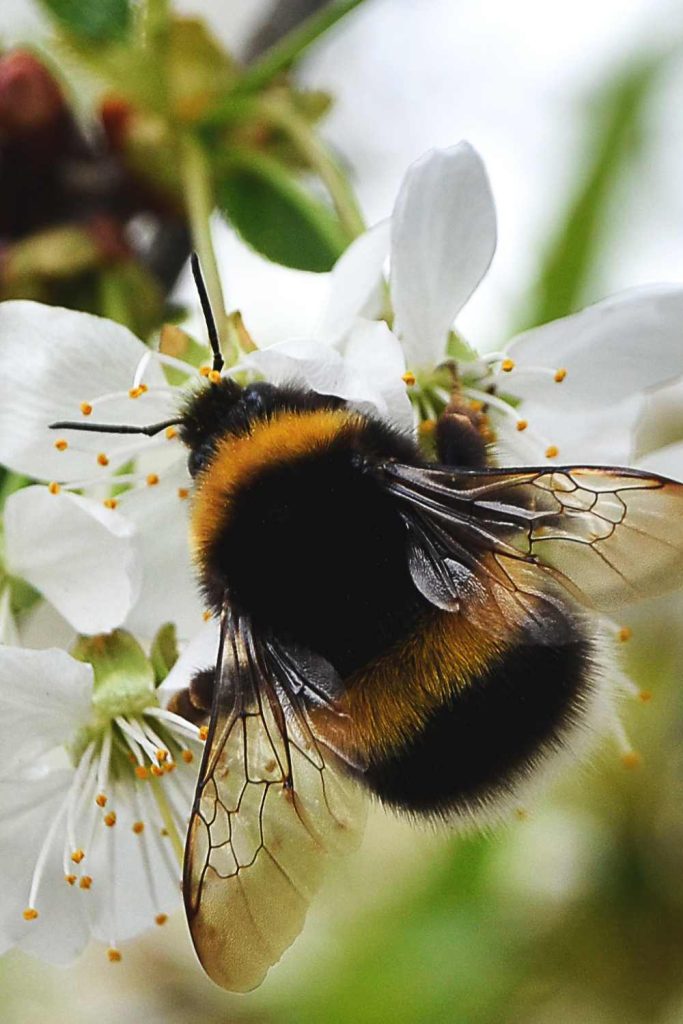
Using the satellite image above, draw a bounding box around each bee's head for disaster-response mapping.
[180,379,290,477]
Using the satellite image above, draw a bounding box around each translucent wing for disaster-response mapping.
[372,461,683,617]
[183,602,366,992]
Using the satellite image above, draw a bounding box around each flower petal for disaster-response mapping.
[0,585,19,646]
[320,219,391,341]
[339,320,413,431]
[0,769,90,964]
[0,301,171,481]
[84,776,184,945]
[507,286,683,410]
[4,486,142,635]
[637,440,683,479]
[158,619,220,701]
[391,142,496,369]
[0,647,93,772]
[122,469,205,642]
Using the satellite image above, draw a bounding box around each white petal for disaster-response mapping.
[121,468,205,643]
[634,379,683,459]
[0,301,172,481]
[320,219,391,341]
[391,142,496,369]
[18,600,77,652]
[85,777,183,944]
[0,586,19,645]
[4,487,142,635]
[245,337,345,394]
[507,286,683,410]
[340,320,413,431]
[0,647,93,772]
[493,395,642,467]
[637,440,683,479]
[0,769,90,963]
[158,619,220,701]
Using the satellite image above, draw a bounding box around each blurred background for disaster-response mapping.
[3,1,683,1021]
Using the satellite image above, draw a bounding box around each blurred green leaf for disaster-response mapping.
[517,52,667,332]
[217,151,348,271]
[39,0,131,44]
[150,623,179,685]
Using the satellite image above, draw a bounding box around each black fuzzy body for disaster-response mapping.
[185,381,598,818]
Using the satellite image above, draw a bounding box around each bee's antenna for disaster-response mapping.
[49,418,182,437]
[191,252,224,375]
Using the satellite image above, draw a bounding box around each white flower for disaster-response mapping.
[0,639,202,964]
[0,301,204,640]
[252,142,683,465]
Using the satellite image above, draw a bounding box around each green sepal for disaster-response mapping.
[39,0,131,44]
[150,623,179,686]
[216,150,348,272]
[71,629,155,721]
[446,330,480,364]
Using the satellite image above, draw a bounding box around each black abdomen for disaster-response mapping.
[361,635,597,819]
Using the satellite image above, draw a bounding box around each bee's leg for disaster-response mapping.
[435,395,491,468]
[166,667,215,725]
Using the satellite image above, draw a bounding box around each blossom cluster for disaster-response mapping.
[1,141,683,969]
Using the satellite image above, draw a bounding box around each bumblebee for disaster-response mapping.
[52,259,683,992]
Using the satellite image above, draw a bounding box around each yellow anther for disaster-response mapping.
[177,487,189,500]
[622,751,642,770]
[146,473,159,487]
[208,370,221,384]
[48,482,61,495]
[501,358,515,372]
[132,821,145,835]
[71,849,85,864]
[54,439,68,451]
[23,907,38,921]
[545,445,559,459]
[165,426,178,440]
[199,365,211,377]
[618,626,632,643]
[79,875,93,890]
[135,765,149,780]
[164,762,176,774]
[516,419,528,432]
[160,828,169,837]
[80,402,93,416]
[419,419,436,436]
[182,750,194,764]
[639,690,653,704]
[155,913,168,926]
[103,498,118,510]
[103,811,117,827]
[150,764,164,777]
[64,874,77,886]
[402,371,416,387]
[554,368,567,383]
[107,948,122,963]
[202,610,212,622]
[469,399,484,412]
[128,384,148,399]
[97,453,109,467]
[199,725,209,742]
[95,793,107,808]
[156,749,169,764]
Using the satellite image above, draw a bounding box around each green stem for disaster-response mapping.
[150,777,185,869]
[238,0,367,94]
[262,98,365,239]
[179,133,239,364]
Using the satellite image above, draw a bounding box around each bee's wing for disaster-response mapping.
[183,603,366,993]
[374,461,683,621]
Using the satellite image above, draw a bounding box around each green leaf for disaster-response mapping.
[217,151,348,272]
[515,52,667,332]
[39,0,131,44]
